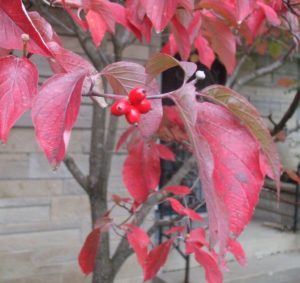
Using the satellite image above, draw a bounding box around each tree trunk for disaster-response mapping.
[90,194,115,283]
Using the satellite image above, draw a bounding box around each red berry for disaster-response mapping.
[126,107,141,125]
[128,87,146,105]
[111,99,130,116]
[136,99,151,114]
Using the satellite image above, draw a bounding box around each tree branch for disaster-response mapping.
[34,1,75,35]
[234,45,296,89]
[226,53,249,88]
[147,200,206,237]
[64,154,89,193]
[72,24,107,70]
[111,156,196,271]
[271,88,300,136]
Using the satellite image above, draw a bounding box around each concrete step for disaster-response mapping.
[159,251,300,283]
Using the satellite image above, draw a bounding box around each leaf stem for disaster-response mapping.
[21,34,30,58]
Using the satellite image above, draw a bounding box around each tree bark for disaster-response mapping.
[90,194,115,283]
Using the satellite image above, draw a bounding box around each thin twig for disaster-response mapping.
[271,88,300,136]
[147,200,206,236]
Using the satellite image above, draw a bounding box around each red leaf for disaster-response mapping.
[155,144,175,161]
[170,17,191,60]
[123,139,161,202]
[227,238,247,266]
[167,197,185,214]
[143,239,173,281]
[86,9,110,47]
[276,77,297,88]
[161,34,178,57]
[203,85,281,193]
[78,228,101,275]
[47,41,95,74]
[32,71,86,168]
[126,225,151,266]
[164,226,185,235]
[243,9,265,41]
[202,12,236,74]
[194,34,215,69]
[198,0,236,26]
[115,126,137,152]
[187,227,208,246]
[0,48,11,57]
[0,0,51,56]
[175,100,266,258]
[85,0,128,46]
[145,0,178,33]
[29,12,62,45]
[194,248,223,283]
[111,194,132,204]
[0,56,38,143]
[59,0,89,30]
[102,62,150,95]
[183,208,203,222]
[125,0,153,42]
[167,197,203,221]
[102,61,162,137]
[138,96,163,138]
[257,1,281,26]
[172,82,198,125]
[285,170,300,185]
[164,186,191,196]
[236,0,255,23]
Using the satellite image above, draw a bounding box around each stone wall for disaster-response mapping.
[0,20,160,282]
[239,55,300,228]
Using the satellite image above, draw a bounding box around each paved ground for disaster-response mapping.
[157,251,300,283]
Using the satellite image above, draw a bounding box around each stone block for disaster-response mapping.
[28,153,88,179]
[0,206,50,224]
[14,111,33,127]
[0,179,64,198]
[109,155,126,177]
[67,129,91,153]
[61,36,85,54]
[0,197,50,208]
[0,154,28,179]
[0,250,34,280]
[74,104,93,129]
[0,229,80,251]
[1,261,91,283]
[30,55,52,78]
[50,195,90,223]
[114,254,143,281]
[31,244,82,267]
[0,128,40,153]
[123,44,150,60]
[63,178,86,195]
[15,104,93,129]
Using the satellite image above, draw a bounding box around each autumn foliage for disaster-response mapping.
[0,0,298,282]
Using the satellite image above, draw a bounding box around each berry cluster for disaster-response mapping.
[110,87,152,125]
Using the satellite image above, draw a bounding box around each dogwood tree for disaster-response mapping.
[0,0,299,282]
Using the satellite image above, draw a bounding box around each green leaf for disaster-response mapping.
[268,41,282,59]
[145,53,197,84]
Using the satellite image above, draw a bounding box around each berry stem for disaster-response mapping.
[83,92,172,100]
